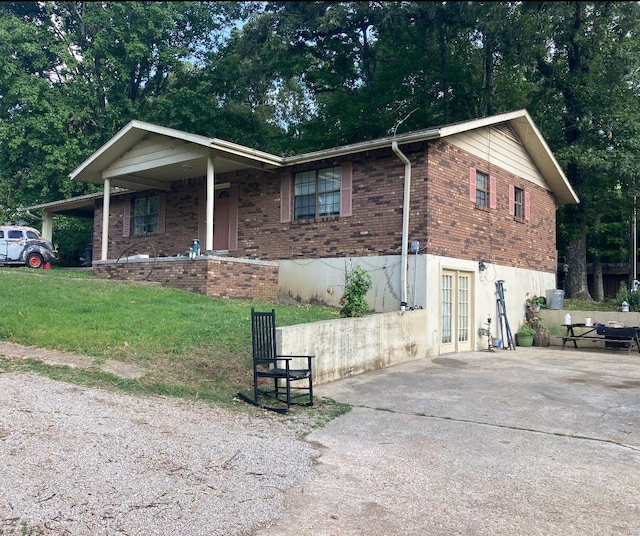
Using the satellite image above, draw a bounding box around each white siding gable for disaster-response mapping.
[447,126,549,191]
[103,134,207,179]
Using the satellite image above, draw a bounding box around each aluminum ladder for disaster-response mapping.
[496,280,516,350]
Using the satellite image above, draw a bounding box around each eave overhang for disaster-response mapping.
[285,109,578,205]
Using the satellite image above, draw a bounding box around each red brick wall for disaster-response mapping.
[92,183,202,260]
[93,257,278,301]
[425,140,557,273]
[238,146,423,260]
[91,138,556,275]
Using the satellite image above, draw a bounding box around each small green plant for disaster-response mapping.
[525,293,546,309]
[518,320,536,336]
[339,265,372,317]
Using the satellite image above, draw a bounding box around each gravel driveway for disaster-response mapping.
[0,372,318,535]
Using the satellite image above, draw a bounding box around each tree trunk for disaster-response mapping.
[565,222,592,300]
[592,254,604,302]
[526,309,550,347]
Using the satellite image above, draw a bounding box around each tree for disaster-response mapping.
[0,1,236,222]
[522,2,640,299]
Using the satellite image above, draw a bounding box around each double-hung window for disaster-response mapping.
[469,168,496,209]
[513,186,524,219]
[133,195,159,235]
[294,167,341,220]
[509,184,530,221]
[475,171,489,207]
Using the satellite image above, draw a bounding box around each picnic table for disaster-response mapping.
[562,323,640,353]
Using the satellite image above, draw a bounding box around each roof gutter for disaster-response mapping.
[392,141,411,311]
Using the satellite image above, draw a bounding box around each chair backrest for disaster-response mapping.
[251,308,277,361]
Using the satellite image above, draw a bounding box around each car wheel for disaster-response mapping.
[27,253,44,269]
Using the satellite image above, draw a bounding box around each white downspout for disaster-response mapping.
[392,141,411,311]
[101,178,111,261]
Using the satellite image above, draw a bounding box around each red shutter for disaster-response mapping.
[122,197,131,237]
[280,173,292,223]
[524,191,531,221]
[340,162,353,217]
[489,176,497,209]
[508,185,515,216]
[158,194,166,234]
[229,183,238,251]
[469,168,476,203]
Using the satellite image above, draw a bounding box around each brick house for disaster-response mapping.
[29,109,578,353]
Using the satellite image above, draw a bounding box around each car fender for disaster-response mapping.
[20,243,56,263]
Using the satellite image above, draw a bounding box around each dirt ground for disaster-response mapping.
[0,341,145,379]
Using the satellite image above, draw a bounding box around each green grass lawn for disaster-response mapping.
[0,267,341,413]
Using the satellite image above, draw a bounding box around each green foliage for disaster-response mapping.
[525,294,547,310]
[339,265,372,317]
[51,216,94,267]
[517,321,536,336]
[616,281,640,312]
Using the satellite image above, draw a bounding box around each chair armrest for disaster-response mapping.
[276,354,315,359]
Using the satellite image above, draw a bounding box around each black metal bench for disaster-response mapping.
[238,308,314,413]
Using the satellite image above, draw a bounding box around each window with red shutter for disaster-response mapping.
[283,164,352,221]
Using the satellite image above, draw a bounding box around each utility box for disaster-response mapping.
[546,289,565,310]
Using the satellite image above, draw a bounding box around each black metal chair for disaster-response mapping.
[238,308,314,413]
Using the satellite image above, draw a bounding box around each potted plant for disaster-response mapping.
[525,293,546,314]
[516,321,536,347]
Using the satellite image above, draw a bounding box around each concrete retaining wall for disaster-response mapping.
[279,307,640,387]
[278,309,432,385]
[538,309,640,346]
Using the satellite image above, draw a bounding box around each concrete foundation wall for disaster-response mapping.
[281,253,559,353]
[278,255,413,312]
[278,309,431,385]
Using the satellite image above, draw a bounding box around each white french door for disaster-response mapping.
[440,270,473,354]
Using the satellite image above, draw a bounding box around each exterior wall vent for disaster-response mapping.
[494,123,521,144]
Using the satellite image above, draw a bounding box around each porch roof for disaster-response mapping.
[69,121,284,191]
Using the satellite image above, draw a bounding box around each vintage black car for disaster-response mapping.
[0,225,57,268]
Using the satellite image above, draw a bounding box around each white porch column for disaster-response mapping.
[101,178,111,260]
[206,155,215,252]
[41,212,53,243]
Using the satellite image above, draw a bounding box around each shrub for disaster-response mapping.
[339,265,372,317]
[616,281,640,311]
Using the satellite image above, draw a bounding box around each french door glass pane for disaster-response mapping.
[458,275,469,342]
[441,274,453,344]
